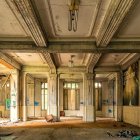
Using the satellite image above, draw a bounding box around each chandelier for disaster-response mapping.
[67,0,80,32]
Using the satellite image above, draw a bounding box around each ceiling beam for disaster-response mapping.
[94,66,121,72]
[5,0,47,47]
[96,0,138,47]
[22,66,49,72]
[57,66,86,74]
[1,40,140,53]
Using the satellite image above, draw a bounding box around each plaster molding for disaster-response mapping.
[40,51,56,74]
[118,53,137,65]
[60,73,83,80]
[22,66,50,72]
[94,66,121,72]
[87,54,101,73]
[47,0,101,37]
[6,0,47,47]
[121,53,140,70]
[49,74,57,80]
[0,37,33,42]
[84,73,95,80]
[107,73,116,80]
[0,52,21,70]
[96,0,137,47]
[57,66,86,74]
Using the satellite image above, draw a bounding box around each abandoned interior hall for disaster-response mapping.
[0,0,140,139]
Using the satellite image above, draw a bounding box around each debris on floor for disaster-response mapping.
[116,130,138,138]
[106,130,138,138]
[106,131,114,137]
[45,114,54,122]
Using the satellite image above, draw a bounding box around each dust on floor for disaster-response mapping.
[0,119,139,140]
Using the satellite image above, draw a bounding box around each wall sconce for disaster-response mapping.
[67,0,80,32]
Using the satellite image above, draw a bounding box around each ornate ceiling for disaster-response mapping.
[0,0,140,80]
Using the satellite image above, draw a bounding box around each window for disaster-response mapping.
[63,82,80,110]
[41,82,48,110]
[95,82,102,111]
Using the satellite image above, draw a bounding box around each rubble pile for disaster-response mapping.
[106,130,139,138]
[116,130,138,138]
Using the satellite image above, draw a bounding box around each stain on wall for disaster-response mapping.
[123,63,139,106]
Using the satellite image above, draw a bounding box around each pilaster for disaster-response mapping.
[22,72,27,121]
[48,74,58,120]
[10,69,19,122]
[57,74,60,121]
[115,72,123,121]
[83,73,95,122]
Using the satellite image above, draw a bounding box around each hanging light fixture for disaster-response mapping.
[68,0,80,32]
[68,55,75,67]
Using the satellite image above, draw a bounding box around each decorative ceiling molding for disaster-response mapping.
[107,73,116,80]
[60,74,83,80]
[40,50,56,74]
[96,0,137,47]
[87,54,101,73]
[22,66,49,73]
[0,59,14,69]
[117,53,133,65]
[0,52,21,70]
[5,0,47,47]
[0,37,33,42]
[57,66,86,74]
[94,66,121,72]
[121,53,140,70]
[47,0,101,37]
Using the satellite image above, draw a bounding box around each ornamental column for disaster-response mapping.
[48,74,58,120]
[115,72,123,121]
[83,73,95,122]
[10,69,19,122]
[22,72,27,121]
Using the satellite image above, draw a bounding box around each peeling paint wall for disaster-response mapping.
[27,76,35,117]
[34,79,41,117]
[96,80,116,118]
[0,77,10,118]
[123,61,140,127]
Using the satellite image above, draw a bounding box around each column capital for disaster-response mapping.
[115,71,123,80]
[10,69,19,74]
[49,73,58,79]
[83,73,95,80]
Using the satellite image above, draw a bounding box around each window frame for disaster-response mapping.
[41,82,48,110]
